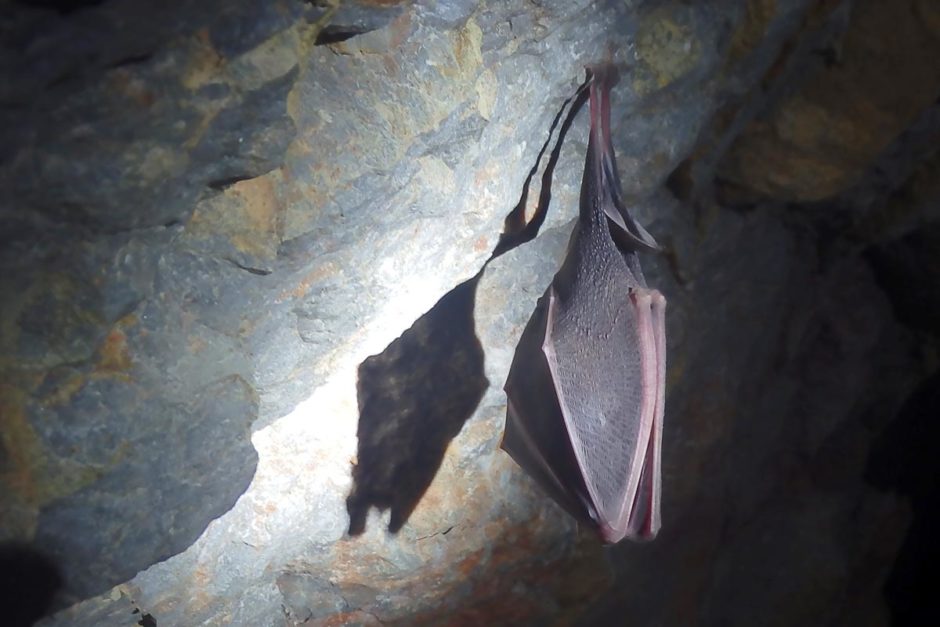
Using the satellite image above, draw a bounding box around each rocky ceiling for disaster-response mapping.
[1,0,938,625]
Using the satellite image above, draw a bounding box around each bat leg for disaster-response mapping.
[624,288,666,540]
[650,291,666,534]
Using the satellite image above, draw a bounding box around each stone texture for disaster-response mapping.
[0,0,936,624]
[716,0,940,203]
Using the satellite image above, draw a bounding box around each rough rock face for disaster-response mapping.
[716,0,940,203]
[0,0,936,625]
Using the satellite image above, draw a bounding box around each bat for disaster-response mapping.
[501,64,666,543]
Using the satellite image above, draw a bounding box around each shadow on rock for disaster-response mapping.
[866,369,940,626]
[347,274,488,534]
[0,542,63,627]
[346,76,590,535]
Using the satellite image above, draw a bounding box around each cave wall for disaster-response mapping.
[0,0,937,625]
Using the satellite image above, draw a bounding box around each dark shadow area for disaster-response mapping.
[346,77,590,535]
[865,221,940,624]
[347,275,488,534]
[0,542,63,627]
[866,222,940,337]
[11,0,104,14]
[134,609,157,627]
[306,1,405,48]
[865,369,940,626]
[314,26,371,46]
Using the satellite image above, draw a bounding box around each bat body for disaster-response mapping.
[502,65,666,543]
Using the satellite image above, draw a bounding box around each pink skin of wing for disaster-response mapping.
[589,66,666,543]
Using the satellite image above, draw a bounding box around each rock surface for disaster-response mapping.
[0,0,936,624]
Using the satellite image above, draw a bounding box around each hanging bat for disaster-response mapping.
[501,64,666,543]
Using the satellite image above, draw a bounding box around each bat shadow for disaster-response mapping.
[347,273,488,534]
[346,80,590,536]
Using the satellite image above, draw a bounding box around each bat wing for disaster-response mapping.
[601,152,661,254]
[544,248,662,542]
[502,280,597,526]
[503,226,665,542]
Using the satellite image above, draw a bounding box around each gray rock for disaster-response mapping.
[0,0,934,624]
